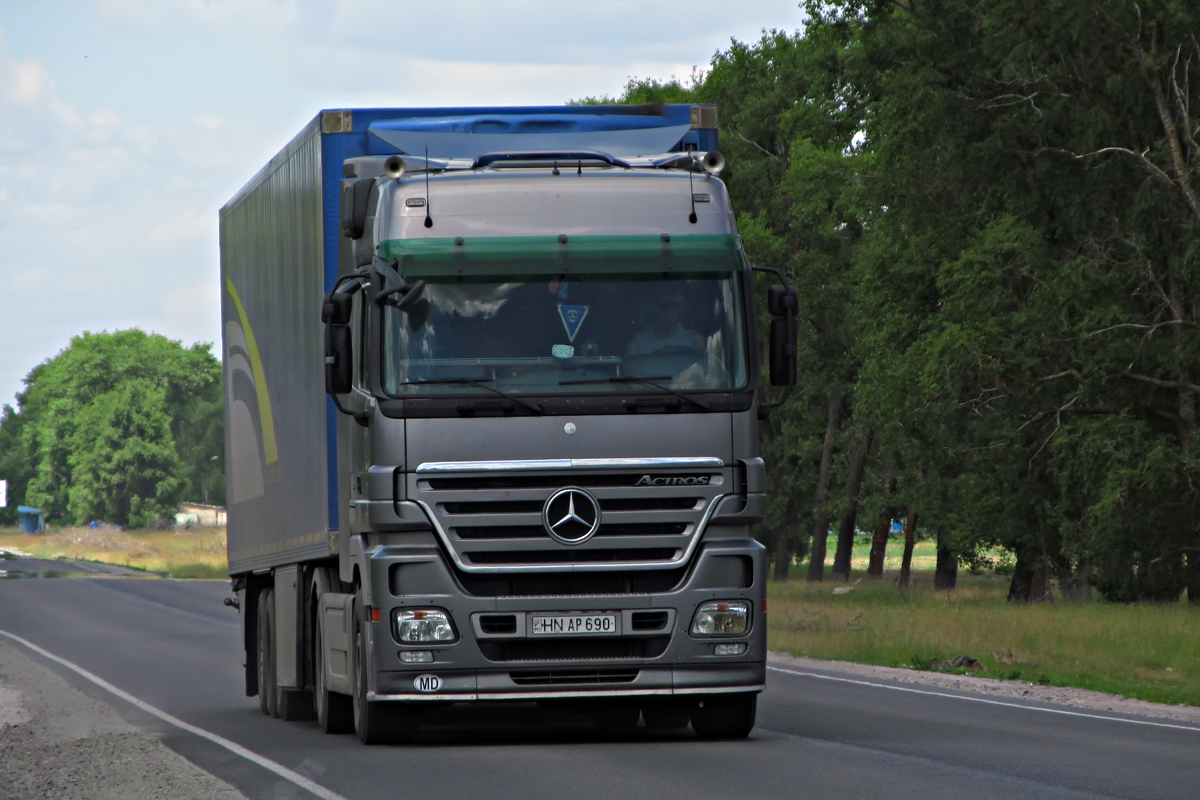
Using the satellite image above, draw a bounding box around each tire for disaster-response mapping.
[690,693,756,739]
[277,688,315,722]
[256,588,277,718]
[352,596,419,745]
[315,600,353,734]
[590,702,640,736]
[642,701,691,730]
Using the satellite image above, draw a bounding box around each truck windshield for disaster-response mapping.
[378,235,749,398]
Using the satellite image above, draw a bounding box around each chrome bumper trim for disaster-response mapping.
[367,684,764,702]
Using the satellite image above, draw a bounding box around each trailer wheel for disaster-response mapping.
[690,693,756,739]
[256,587,277,717]
[351,596,419,744]
[315,601,353,734]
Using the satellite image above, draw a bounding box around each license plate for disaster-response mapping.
[530,614,618,636]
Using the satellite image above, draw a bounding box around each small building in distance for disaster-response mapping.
[17,506,44,534]
[175,502,227,528]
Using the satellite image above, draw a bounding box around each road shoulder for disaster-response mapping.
[0,639,248,800]
[768,651,1200,725]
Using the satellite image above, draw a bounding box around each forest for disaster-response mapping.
[582,0,1200,603]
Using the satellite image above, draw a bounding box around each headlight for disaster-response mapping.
[393,608,457,643]
[690,600,750,636]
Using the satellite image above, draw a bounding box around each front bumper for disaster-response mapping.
[361,537,767,701]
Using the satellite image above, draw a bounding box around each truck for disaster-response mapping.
[219,104,797,744]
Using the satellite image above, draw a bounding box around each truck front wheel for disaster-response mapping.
[256,588,277,717]
[351,597,419,744]
[690,693,756,739]
[315,605,353,734]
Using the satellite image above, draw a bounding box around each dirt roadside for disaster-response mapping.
[0,640,248,800]
[768,651,1200,725]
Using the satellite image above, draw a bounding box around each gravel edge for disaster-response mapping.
[767,651,1200,725]
[0,639,249,800]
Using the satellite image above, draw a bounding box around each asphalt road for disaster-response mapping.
[0,572,1196,800]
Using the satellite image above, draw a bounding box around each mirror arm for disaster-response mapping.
[330,392,369,427]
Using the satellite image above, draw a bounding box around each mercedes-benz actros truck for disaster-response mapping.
[220,105,796,744]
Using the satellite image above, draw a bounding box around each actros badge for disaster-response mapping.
[542,487,601,545]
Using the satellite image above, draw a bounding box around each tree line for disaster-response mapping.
[0,330,223,529]
[586,0,1200,603]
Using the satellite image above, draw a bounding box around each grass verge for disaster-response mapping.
[0,526,227,579]
[769,567,1200,707]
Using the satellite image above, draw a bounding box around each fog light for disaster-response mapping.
[399,650,434,664]
[691,600,750,636]
[394,608,457,643]
[714,643,747,656]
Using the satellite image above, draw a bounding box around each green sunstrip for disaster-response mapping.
[376,234,747,278]
[225,277,278,465]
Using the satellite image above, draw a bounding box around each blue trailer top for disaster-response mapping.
[319,104,718,159]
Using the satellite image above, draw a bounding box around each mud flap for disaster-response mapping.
[320,592,354,695]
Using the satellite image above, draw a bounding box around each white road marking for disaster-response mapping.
[767,665,1200,733]
[0,628,352,800]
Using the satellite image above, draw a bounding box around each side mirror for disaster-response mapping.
[339,178,375,240]
[769,316,796,387]
[322,292,353,325]
[325,324,352,395]
[767,284,798,316]
[323,279,362,396]
[768,285,798,387]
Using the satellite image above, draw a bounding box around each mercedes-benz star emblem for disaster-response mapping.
[542,487,601,545]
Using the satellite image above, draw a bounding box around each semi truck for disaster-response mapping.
[219,105,796,744]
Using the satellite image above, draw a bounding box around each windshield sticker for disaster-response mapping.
[552,344,574,359]
[557,304,589,342]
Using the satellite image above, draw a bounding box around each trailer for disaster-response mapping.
[220,104,796,743]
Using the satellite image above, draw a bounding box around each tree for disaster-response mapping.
[810,0,1200,601]
[5,330,222,527]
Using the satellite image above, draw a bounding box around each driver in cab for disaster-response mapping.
[627,292,705,355]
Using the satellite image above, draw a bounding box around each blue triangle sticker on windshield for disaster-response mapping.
[557,304,589,343]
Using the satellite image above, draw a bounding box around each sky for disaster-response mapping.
[0,0,806,408]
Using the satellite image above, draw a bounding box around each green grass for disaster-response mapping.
[0,525,228,579]
[769,567,1200,707]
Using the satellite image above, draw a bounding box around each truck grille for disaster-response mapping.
[412,466,727,573]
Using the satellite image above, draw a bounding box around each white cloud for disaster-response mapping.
[148,208,212,245]
[87,106,121,127]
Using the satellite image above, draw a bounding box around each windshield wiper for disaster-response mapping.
[402,377,544,415]
[558,375,711,411]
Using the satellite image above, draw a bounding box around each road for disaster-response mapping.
[0,571,1196,800]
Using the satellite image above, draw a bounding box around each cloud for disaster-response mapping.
[148,208,212,245]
